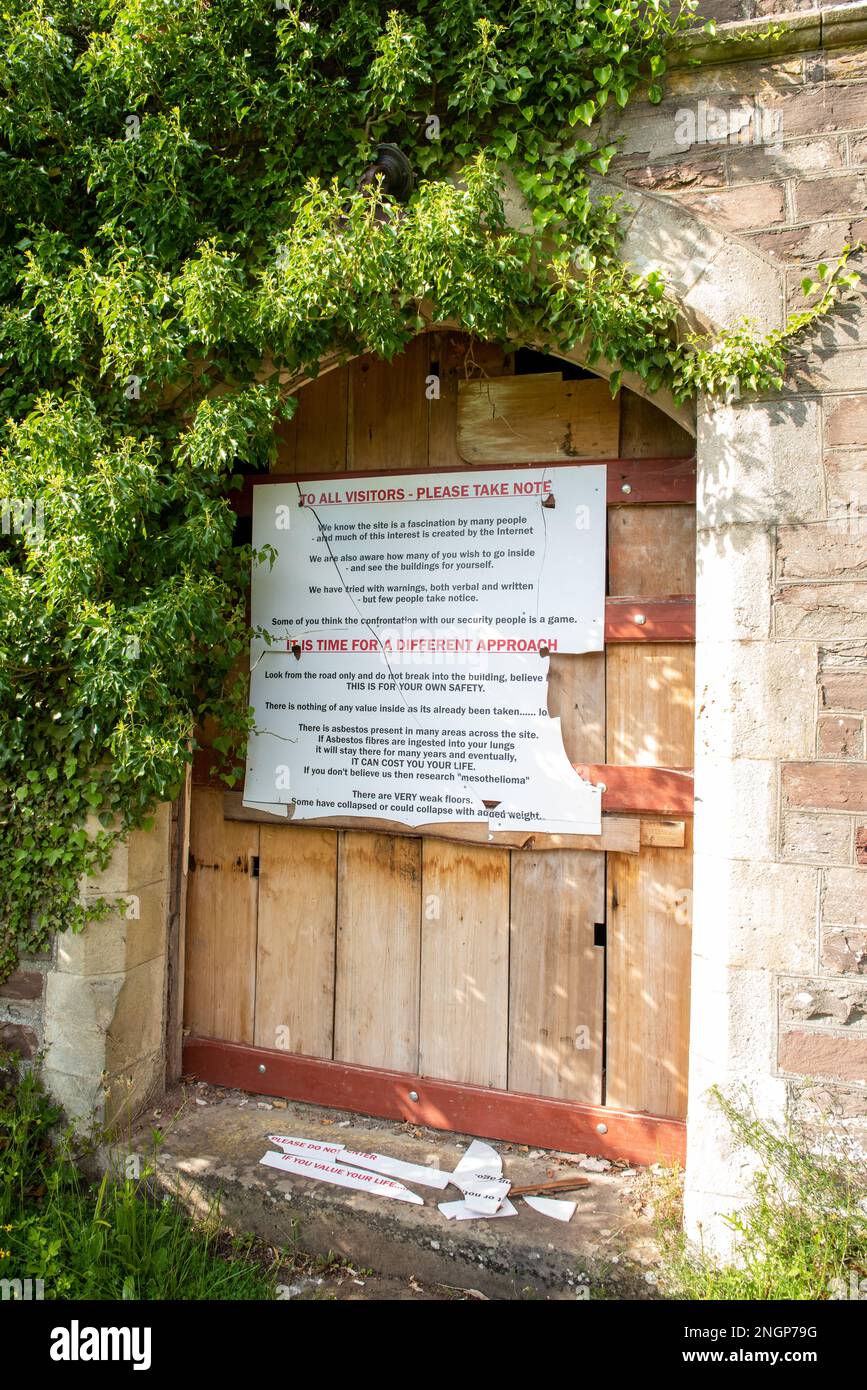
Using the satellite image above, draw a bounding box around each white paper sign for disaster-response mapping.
[523,1195,577,1222]
[259,1150,423,1204]
[267,1134,345,1157]
[438,1197,518,1221]
[336,1149,451,1190]
[245,466,606,834]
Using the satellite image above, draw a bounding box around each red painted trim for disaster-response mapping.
[182,1037,686,1166]
[574,765,694,815]
[230,457,696,516]
[605,596,695,642]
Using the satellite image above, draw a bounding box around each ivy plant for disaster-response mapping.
[0,0,861,978]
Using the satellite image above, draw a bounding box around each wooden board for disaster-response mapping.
[419,841,510,1088]
[608,505,696,597]
[458,375,619,463]
[254,825,337,1058]
[184,788,259,1044]
[606,644,696,768]
[509,850,604,1103]
[334,833,421,1072]
[619,389,694,459]
[349,339,429,472]
[606,823,693,1119]
[427,332,514,471]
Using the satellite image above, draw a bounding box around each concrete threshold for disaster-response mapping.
[113,1081,667,1300]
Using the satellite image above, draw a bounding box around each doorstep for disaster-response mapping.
[112,1082,668,1300]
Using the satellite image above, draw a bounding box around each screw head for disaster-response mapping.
[408,1090,419,1102]
[634,613,647,626]
[621,482,632,494]
[596,1122,608,1135]
[258,1064,266,1074]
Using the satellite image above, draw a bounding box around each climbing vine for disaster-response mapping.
[0,0,861,977]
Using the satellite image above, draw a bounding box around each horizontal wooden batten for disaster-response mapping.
[230,456,696,517]
[183,1037,686,1166]
[574,765,695,816]
[604,596,695,642]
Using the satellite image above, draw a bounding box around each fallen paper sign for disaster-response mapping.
[523,1195,577,1222]
[267,1134,346,1158]
[259,1150,423,1204]
[336,1149,451,1191]
[452,1139,511,1213]
[438,1197,518,1221]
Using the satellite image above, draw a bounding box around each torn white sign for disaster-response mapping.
[523,1195,577,1222]
[267,1134,345,1158]
[336,1149,451,1190]
[438,1197,518,1221]
[451,1140,512,1213]
[250,466,606,656]
[259,1150,423,1204]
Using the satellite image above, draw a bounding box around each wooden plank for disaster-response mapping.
[427,332,514,471]
[619,389,695,459]
[419,841,510,1087]
[606,824,694,1119]
[606,644,696,768]
[254,825,337,1059]
[573,765,694,815]
[607,457,695,504]
[221,792,640,851]
[640,819,686,848]
[184,787,258,1044]
[183,1036,686,1166]
[334,833,421,1072]
[458,376,619,463]
[605,596,695,642]
[608,505,696,597]
[509,850,604,1103]
[294,366,349,473]
[350,339,429,471]
[548,652,606,764]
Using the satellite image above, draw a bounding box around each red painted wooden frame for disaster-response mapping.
[230,455,696,516]
[183,1037,686,1166]
[605,596,694,642]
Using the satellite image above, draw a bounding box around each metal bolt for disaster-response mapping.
[598,783,607,793]
[596,1122,608,1135]
[634,613,647,626]
[408,1090,419,1102]
[621,482,632,494]
[258,1064,266,1074]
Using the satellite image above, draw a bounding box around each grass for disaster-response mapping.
[0,1056,283,1300]
[655,1088,867,1301]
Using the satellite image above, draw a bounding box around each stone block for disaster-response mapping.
[696,526,774,640]
[822,866,867,926]
[781,811,853,865]
[778,521,867,580]
[779,1028,867,1082]
[695,640,816,760]
[697,399,823,526]
[817,714,864,757]
[775,583,867,639]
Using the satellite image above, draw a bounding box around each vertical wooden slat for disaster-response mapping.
[608,506,696,597]
[606,824,693,1119]
[548,652,606,764]
[254,826,338,1058]
[349,339,430,472]
[334,833,421,1071]
[419,841,510,1087]
[428,333,515,470]
[294,366,349,473]
[606,644,695,768]
[509,850,604,1102]
[184,788,258,1044]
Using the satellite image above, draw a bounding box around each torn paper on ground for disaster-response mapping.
[451,1139,511,1213]
[267,1135,346,1158]
[523,1195,577,1222]
[336,1149,451,1190]
[438,1198,518,1221]
[259,1150,423,1204]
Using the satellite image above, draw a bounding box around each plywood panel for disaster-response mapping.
[419,841,510,1087]
[606,824,693,1118]
[254,825,338,1058]
[184,788,258,1044]
[509,850,604,1102]
[350,339,430,471]
[428,332,513,470]
[619,389,694,459]
[608,505,696,597]
[458,376,619,463]
[548,652,606,764]
[606,644,695,768]
[334,833,421,1072]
